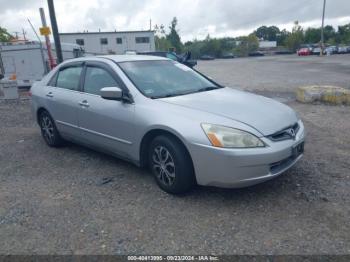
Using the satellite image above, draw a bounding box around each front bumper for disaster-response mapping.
[188,121,305,188]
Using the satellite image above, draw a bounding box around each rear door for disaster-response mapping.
[46,63,83,138]
[77,61,135,158]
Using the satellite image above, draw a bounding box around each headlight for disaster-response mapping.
[201,123,265,148]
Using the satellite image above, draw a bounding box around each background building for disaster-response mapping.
[59,30,155,55]
[258,40,277,49]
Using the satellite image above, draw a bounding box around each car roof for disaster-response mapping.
[63,55,169,64]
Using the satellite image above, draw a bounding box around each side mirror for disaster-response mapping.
[100,87,123,100]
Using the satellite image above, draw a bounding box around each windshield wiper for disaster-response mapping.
[196,86,220,93]
[150,94,174,99]
[150,91,196,99]
[150,86,221,99]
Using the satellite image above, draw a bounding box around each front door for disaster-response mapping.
[77,62,135,158]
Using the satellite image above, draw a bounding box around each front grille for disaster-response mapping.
[268,123,299,142]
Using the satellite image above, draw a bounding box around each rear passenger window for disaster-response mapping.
[83,67,118,95]
[56,66,82,91]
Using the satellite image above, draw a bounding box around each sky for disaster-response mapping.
[1,0,350,42]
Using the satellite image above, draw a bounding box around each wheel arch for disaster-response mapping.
[139,128,194,171]
[36,107,49,124]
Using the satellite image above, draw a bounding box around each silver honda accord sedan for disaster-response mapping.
[31,55,305,194]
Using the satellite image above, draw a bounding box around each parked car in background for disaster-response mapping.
[248,51,264,57]
[325,46,338,55]
[30,55,305,194]
[337,46,349,54]
[199,55,215,60]
[300,44,313,52]
[311,47,325,55]
[297,48,311,56]
[124,50,137,55]
[139,51,197,68]
[221,53,235,59]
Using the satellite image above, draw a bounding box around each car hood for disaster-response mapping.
[159,87,298,136]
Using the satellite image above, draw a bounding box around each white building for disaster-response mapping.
[259,41,277,49]
[59,30,155,55]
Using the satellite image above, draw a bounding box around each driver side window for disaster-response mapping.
[84,67,118,95]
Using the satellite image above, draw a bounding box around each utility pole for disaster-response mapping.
[22,29,27,41]
[13,32,19,40]
[47,0,63,63]
[0,51,4,76]
[39,8,56,69]
[320,0,326,56]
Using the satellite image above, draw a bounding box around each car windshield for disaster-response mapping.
[118,60,220,98]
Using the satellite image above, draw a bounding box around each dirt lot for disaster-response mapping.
[0,55,350,255]
[198,54,350,92]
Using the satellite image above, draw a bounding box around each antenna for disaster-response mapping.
[27,18,48,73]
[27,19,41,43]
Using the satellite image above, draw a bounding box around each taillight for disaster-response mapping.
[28,90,32,97]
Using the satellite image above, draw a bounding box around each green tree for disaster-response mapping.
[323,25,337,45]
[276,29,290,46]
[337,23,350,44]
[164,21,350,57]
[254,26,268,40]
[166,17,183,53]
[254,25,280,41]
[234,34,259,56]
[220,37,236,51]
[323,25,336,42]
[0,26,12,42]
[304,27,321,44]
[198,35,223,57]
[155,36,172,51]
[154,23,172,51]
[284,21,304,51]
[183,39,204,59]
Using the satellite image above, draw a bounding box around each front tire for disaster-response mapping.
[39,110,64,147]
[148,136,195,194]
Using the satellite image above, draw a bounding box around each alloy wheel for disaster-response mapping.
[152,146,176,186]
[41,115,55,144]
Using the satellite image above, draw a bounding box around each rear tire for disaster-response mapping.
[148,135,195,194]
[39,110,64,147]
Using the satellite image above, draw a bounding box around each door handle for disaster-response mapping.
[46,92,54,98]
[78,100,90,108]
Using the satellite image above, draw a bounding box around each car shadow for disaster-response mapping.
[49,139,318,203]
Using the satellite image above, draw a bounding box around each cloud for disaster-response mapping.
[0,0,349,42]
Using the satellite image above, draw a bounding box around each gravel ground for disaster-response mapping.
[0,55,350,255]
[198,54,350,93]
